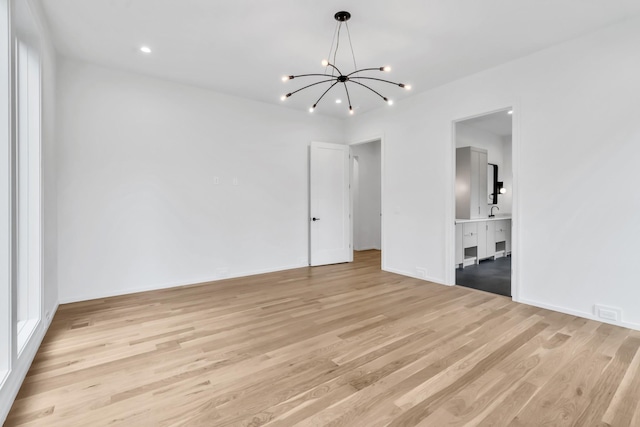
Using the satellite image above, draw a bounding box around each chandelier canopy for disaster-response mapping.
[281,11,411,115]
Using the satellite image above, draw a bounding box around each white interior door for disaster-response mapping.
[309,141,351,266]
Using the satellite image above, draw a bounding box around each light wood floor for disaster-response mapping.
[6,250,640,426]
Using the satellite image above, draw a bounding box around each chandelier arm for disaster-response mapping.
[290,74,338,79]
[346,67,386,77]
[289,78,339,97]
[342,82,353,111]
[312,81,340,108]
[349,76,403,86]
[326,62,344,77]
[349,80,387,101]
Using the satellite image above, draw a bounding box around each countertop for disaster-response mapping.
[455,214,512,224]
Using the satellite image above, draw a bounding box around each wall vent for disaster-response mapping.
[594,305,622,322]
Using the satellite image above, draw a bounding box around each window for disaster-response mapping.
[0,0,44,395]
[15,31,41,354]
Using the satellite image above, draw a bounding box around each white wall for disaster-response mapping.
[455,122,510,213]
[56,59,345,303]
[346,16,640,330]
[352,140,381,250]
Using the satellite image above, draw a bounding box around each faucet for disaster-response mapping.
[489,206,499,218]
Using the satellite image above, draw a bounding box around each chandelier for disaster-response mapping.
[280,11,411,115]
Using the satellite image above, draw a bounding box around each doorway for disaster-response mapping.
[453,109,513,297]
[351,139,382,267]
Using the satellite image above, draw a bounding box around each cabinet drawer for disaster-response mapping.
[495,220,507,242]
[462,223,478,248]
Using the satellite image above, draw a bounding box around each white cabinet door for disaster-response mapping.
[456,146,488,219]
[477,220,487,260]
[455,223,463,266]
[495,220,507,243]
[486,220,496,258]
[462,222,478,248]
[470,148,488,218]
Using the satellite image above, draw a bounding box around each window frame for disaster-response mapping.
[0,0,12,384]
[14,35,41,355]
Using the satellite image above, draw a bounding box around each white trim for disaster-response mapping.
[517,297,640,332]
[510,100,521,302]
[448,104,520,301]
[16,318,37,355]
[0,370,7,389]
[353,246,381,251]
[59,263,306,304]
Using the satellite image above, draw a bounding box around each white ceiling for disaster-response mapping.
[38,0,640,119]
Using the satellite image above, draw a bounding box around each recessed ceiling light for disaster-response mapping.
[140,46,152,54]
[335,99,342,104]
[508,110,513,115]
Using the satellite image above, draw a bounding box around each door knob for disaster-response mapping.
[312,217,320,221]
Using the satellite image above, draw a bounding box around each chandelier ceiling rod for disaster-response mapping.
[281,11,411,115]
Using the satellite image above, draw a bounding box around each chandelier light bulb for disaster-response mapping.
[309,106,315,113]
[321,59,329,66]
[282,76,288,82]
[349,107,354,115]
[280,95,286,101]
[404,84,412,90]
[387,99,394,106]
[382,66,391,72]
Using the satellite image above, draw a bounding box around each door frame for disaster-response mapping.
[448,106,520,302]
[348,135,385,270]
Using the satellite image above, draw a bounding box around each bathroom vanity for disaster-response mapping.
[455,216,511,268]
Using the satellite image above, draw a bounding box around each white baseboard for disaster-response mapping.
[378,269,639,332]
[516,297,640,332]
[0,302,59,424]
[59,263,305,304]
[47,302,59,327]
[382,266,450,286]
[354,246,381,251]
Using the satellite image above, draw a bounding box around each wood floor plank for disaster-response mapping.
[5,250,640,426]
[603,342,640,426]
